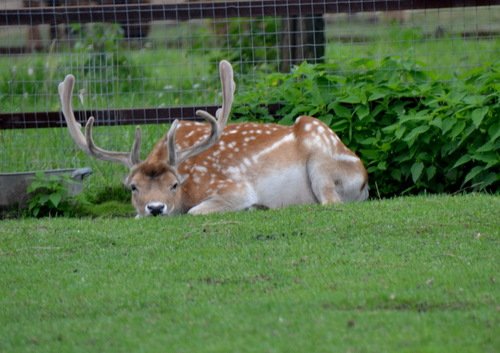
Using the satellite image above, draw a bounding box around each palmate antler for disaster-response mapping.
[167,60,235,167]
[58,75,142,168]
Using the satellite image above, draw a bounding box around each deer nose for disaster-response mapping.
[146,203,166,216]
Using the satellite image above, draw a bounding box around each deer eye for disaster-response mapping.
[170,182,178,191]
[130,184,138,192]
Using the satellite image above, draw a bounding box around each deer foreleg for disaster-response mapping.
[188,183,257,215]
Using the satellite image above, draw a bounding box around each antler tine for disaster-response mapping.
[167,119,180,167]
[84,117,141,168]
[58,74,142,169]
[215,59,235,127]
[58,75,89,154]
[166,60,235,168]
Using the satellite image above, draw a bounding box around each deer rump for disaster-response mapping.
[59,60,369,217]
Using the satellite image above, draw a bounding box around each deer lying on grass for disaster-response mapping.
[58,60,368,217]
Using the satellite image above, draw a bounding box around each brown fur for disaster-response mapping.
[124,116,369,216]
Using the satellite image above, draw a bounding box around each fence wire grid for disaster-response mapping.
[0,0,499,180]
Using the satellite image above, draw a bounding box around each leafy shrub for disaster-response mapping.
[210,17,280,74]
[233,58,499,196]
[71,23,148,94]
[27,172,77,217]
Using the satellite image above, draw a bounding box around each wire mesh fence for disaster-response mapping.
[0,0,499,185]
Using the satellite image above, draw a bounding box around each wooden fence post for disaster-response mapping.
[280,15,325,72]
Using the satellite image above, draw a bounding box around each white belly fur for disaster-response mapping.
[252,165,316,208]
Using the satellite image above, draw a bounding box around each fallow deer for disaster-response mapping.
[58,60,368,217]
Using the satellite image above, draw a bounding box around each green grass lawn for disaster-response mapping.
[1,194,498,352]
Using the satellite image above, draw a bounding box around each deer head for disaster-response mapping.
[59,60,368,217]
[59,60,234,217]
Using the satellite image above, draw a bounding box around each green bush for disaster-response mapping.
[27,172,77,217]
[71,23,149,94]
[210,17,280,74]
[233,58,499,196]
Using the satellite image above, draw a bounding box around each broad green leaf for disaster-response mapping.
[49,194,62,208]
[325,75,346,84]
[472,152,499,165]
[359,149,380,160]
[391,169,402,182]
[382,124,398,133]
[370,105,385,119]
[476,141,497,153]
[463,95,486,106]
[452,155,472,169]
[395,126,406,140]
[380,143,392,152]
[358,137,378,145]
[368,89,388,101]
[403,126,430,146]
[449,121,466,139]
[427,166,437,181]
[27,181,43,193]
[477,172,500,189]
[441,118,455,135]
[329,102,352,118]
[356,105,370,120]
[411,162,424,183]
[399,110,430,123]
[319,114,333,126]
[463,166,484,185]
[377,161,387,171]
[330,119,349,131]
[488,122,500,141]
[40,195,50,204]
[429,118,442,130]
[339,94,362,104]
[471,107,489,128]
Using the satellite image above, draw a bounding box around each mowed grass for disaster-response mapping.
[0,194,498,352]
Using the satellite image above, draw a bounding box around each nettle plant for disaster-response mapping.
[27,172,76,217]
[233,58,499,196]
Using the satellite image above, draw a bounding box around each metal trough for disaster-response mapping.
[0,168,92,208]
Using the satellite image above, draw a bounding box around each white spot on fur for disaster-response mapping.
[333,154,360,163]
[252,133,294,162]
[227,166,241,178]
[194,166,208,173]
